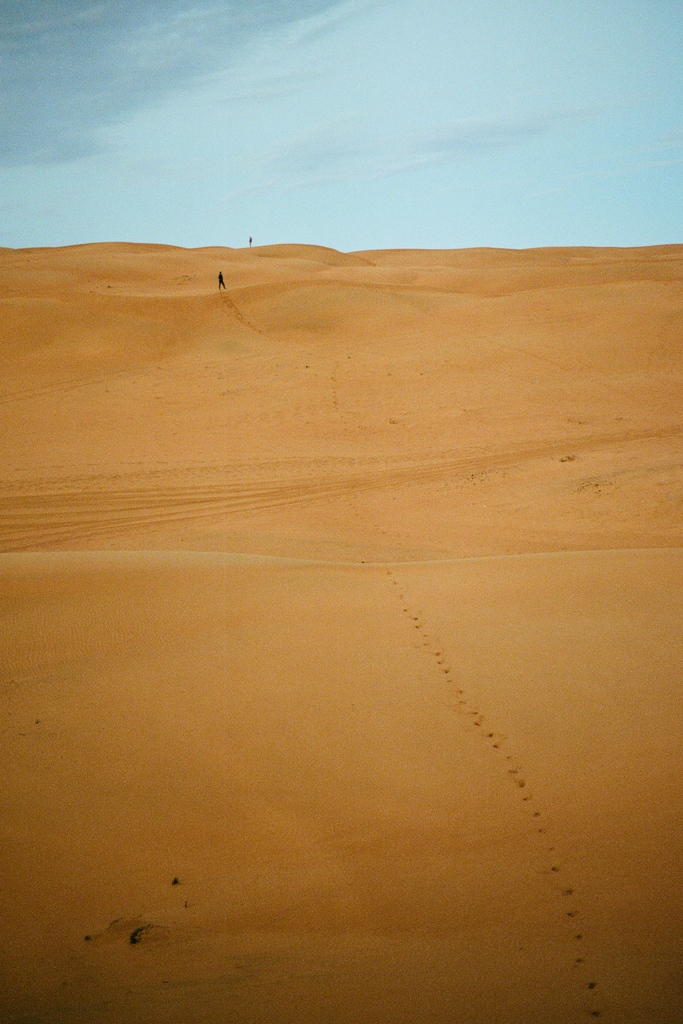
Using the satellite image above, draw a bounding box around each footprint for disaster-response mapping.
[86,918,169,947]
[393,579,589,996]
[129,924,170,946]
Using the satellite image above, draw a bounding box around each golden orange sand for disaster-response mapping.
[1,242,682,1022]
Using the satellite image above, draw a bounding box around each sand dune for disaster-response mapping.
[1,243,682,1022]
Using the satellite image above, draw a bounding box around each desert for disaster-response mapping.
[1,241,682,1022]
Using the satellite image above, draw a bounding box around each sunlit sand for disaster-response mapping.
[1,242,681,1022]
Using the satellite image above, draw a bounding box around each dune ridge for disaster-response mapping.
[1,242,681,1022]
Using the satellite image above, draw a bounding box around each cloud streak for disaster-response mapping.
[0,0,352,166]
[241,107,597,193]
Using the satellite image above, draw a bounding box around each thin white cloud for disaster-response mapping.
[1,2,112,36]
[239,107,598,194]
[220,70,324,103]
[658,128,683,148]
[282,0,376,44]
[476,150,683,200]
[0,0,353,166]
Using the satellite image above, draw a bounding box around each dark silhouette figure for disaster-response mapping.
[218,271,225,290]
[249,236,252,247]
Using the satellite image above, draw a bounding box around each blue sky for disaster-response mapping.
[1,0,682,250]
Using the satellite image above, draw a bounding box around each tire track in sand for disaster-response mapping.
[0,367,138,406]
[385,566,604,1020]
[1,426,676,551]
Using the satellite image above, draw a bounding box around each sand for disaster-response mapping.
[1,241,681,1022]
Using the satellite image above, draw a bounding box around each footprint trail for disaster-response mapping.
[385,566,604,1020]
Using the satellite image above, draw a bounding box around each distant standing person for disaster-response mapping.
[218,271,225,290]
[249,237,252,247]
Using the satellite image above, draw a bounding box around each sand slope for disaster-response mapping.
[1,242,680,558]
[1,243,682,1022]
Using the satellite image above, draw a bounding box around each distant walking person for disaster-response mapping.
[218,271,225,290]
[249,236,252,247]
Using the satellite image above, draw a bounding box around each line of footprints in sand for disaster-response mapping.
[385,569,603,1020]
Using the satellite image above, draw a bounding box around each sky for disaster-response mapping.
[1,0,682,251]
